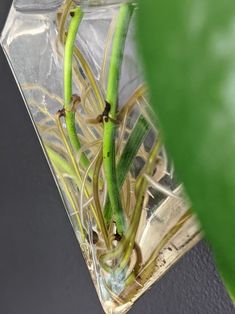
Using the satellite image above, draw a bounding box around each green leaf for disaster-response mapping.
[104,114,150,223]
[137,0,235,300]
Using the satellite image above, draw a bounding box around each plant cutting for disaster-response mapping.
[1,0,202,313]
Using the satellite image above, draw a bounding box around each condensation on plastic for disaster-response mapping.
[1,2,201,313]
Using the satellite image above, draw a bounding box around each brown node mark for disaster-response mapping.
[87,101,120,125]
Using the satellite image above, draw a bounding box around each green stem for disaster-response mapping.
[104,115,150,223]
[103,3,134,235]
[100,139,161,272]
[64,7,89,168]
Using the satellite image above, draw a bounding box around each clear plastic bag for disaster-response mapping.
[14,0,63,11]
[1,1,200,313]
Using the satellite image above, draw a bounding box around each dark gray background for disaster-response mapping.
[0,2,234,313]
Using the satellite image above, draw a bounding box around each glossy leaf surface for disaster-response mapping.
[137,0,235,299]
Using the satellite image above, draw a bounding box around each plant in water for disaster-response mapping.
[1,0,201,313]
